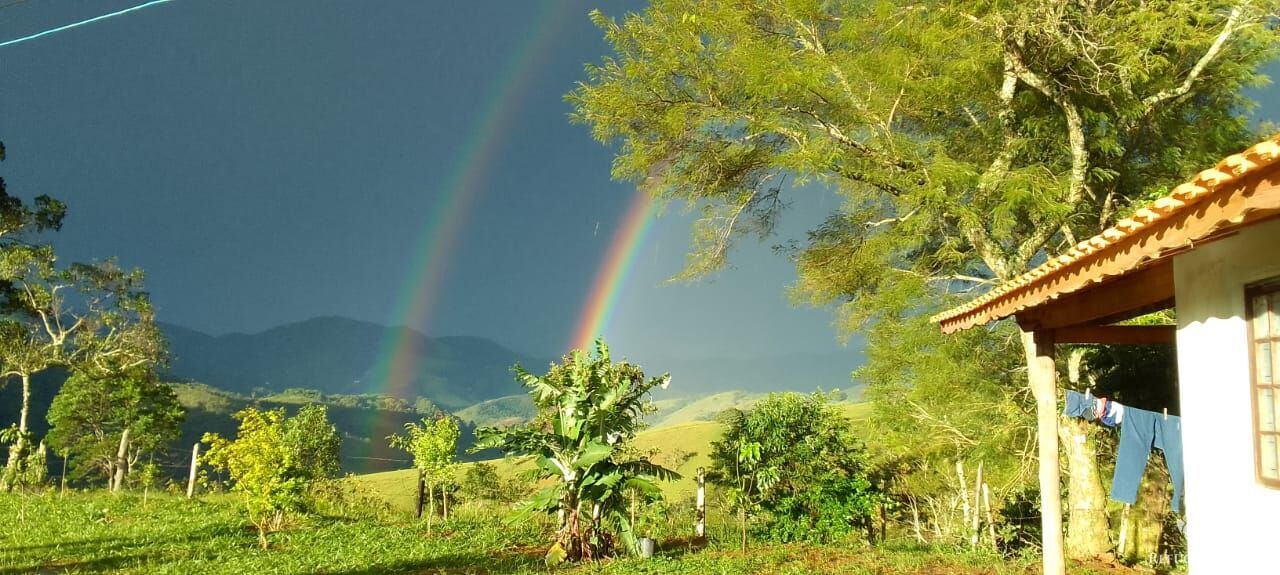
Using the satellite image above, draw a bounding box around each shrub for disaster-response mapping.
[202,405,340,548]
[710,392,882,545]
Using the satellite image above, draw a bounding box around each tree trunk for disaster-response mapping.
[18,373,30,436]
[1059,417,1111,558]
[1021,330,1065,575]
[1122,459,1169,563]
[427,482,435,535]
[112,428,130,493]
[3,374,33,490]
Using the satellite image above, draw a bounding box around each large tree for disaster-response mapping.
[0,255,163,489]
[45,370,183,484]
[571,2,1278,571]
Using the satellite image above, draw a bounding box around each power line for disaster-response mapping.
[0,0,179,49]
[0,0,33,12]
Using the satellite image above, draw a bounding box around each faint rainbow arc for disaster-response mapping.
[368,3,569,401]
[570,189,657,352]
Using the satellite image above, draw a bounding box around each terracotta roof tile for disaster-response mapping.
[932,133,1280,329]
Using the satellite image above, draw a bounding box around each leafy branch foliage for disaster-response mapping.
[202,405,341,548]
[46,370,184,483]
[711,392,881,545]
[474,339,677,562]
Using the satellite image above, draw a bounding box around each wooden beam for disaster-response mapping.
[1016,260,1175,331]
[1053,325,1176,345]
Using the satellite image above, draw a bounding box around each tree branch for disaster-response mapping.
[1140,5,1244,112]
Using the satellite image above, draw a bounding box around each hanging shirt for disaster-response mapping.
[1062,390,1095,419]
[1099,401,1125,428]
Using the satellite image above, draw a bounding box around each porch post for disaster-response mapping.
[1023,328,1064,575]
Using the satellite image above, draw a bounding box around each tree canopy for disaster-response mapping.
[571,2,1278,570]
[46,371,184,483]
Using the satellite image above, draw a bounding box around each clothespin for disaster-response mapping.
[1163,408,1168,420]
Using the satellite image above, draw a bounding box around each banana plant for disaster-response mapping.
[474,339,678,562]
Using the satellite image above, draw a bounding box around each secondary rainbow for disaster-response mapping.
[368,3,569,401]
[570,189,658,351]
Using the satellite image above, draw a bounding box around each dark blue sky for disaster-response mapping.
[0,1,1275,365]
[0,0,843,363]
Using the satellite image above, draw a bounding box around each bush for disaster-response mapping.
[710,392,882,545]
[202,405,341,548]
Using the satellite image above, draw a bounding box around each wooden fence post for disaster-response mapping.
[982,483,997,552]
[956,460,971,541]
[1118,504,1131,558]
[187,443,200,498]
[971,461,983,548]
[112,428,130,493]
[59,451,68,498]
[415,469,425,519]
[695,467,706,541]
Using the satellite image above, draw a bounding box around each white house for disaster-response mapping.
[933,133,1280,573]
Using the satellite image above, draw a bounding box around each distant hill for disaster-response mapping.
[645,350,865,395]
[454,394,535,428]
[171,382,483,475]
[455,388,855,430]
[160,317,547,410]
[647,391,764,428]
[160,317,864,413]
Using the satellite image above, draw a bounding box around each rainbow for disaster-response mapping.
[569,189,657,352]
[367,3,569,404]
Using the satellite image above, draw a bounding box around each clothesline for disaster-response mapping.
[1063,389,1185,513]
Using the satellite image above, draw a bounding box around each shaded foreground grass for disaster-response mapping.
[1,490,1147,575]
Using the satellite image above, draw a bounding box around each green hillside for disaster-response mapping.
[457,390,777,430]
[647,391,764,428]
[354,400,871,513]
[453,394,535,427]
[171,383,483,475]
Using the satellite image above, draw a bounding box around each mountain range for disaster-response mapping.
[159,317,542,411]
[158,316,864,412]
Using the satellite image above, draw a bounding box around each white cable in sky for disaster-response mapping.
[0,0,179,49]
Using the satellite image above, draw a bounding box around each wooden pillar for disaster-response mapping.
[1022,329,1064,575]
[695,467,706,540]
[187,443,200,499]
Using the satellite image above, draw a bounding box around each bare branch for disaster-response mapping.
[1141,5,1245,112]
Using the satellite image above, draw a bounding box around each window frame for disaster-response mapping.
[1246,278,1280,488]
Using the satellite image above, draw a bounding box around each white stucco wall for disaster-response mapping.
[1174,216,1280,573]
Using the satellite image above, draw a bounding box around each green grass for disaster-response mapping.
[0,489,1137,574]
[353,401,874,511]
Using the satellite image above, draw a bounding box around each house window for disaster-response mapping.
[1249,280,1280,486]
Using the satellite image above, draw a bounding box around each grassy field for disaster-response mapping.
[356,400,874,513]
[0,489,1141,574]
